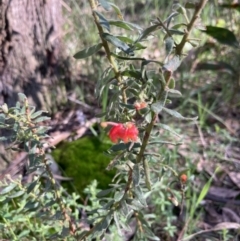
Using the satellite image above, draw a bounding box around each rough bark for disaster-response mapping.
[0,0,70,172]
[0,0,69,111]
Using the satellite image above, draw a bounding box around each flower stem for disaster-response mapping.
[136,0,209,190]
[175,0,209,55]
[88,0,127,103]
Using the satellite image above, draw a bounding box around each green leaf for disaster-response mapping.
[110,142,141,152]
[109,20,133,31]
[171,23,187,29]
[0,183,17,195]
[133,186,147,206]
[94,11,110,32]
[26,179,39,194]
[18,230,30,239]
[163,107,198,120]
[0,113,5,123]
[121,70,142,79]
[132,164,140,187]
[32,116,51,123]
[73,43,103,59]
[113,212,122,236]
[196,166,220,207]
[163,55,181,72]
[114,189,125,202]
[110,143,127,151]
[164,12,179,28]
[145,112,152,123]
[220,3,240,13]
[116,36,146,50]
[135,24,160,43]
[102,33,134,56]
[24,201,40,211]
[8,190,25,198]
[119,102,135,110]
[151,90,168,114]
[151,101,164,114]
[60,226,70,237]
[155,123,181,138]
[109,21,142,32]
[167,88,182,97]
[168,29,185,35]
[111,52,144,61]
[94,213,113,232]
[0,136,8,141]
[108,3,123,18]
[201,26,239,48]
[99,0,111,11]
[97,188,115,198]
[168,78,175,89]
[120,200,129,216]
[165,37,174,55]
[18,93,27,101]
[195,61,237,75]
[30,110,45,119]
[185,2,196,9]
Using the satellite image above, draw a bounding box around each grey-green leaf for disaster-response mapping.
[163,107,198,120]
[99,0,111,11]
[135,24,160,43]
[165,37,174,55]
[114,189,125,202]
[151,90,168,114]
[0,183,17,195]
[109,20,133,31]
[163,55,181,72]
[108,2,122,18]
[155,123,181,137]
[151,101,164,114]
[8,190,25,198]
[133,164,140,187]
[94,11,110,32]
[97,188,115,198]
[32,116,51,123]
[102,33,134,56]
[134,186,147,206]
[73,43,103,59]
[18,93,27,101]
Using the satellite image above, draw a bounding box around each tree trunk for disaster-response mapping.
[0,0,69,111]
[0,0,70,172]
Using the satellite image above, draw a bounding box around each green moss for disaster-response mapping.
[52,137,115,195]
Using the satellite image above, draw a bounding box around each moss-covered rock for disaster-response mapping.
[52,137,115,195]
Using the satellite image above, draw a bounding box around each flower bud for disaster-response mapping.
[180,174,188,184]
[1,103,8,114]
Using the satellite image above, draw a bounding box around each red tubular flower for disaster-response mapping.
[122,122,139,143]
[108,123,125,143]
[104,122,139,143]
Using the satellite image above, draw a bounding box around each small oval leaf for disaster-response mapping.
[0,183,17,195]
[163,107,198,120]
[99,0,111,11]
[102,33,134,56]
[202,26,239,48]
[8,190,25,198]
[73,43,103,59]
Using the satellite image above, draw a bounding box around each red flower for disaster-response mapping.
[108,123,125,143]
[101,122,139,143]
